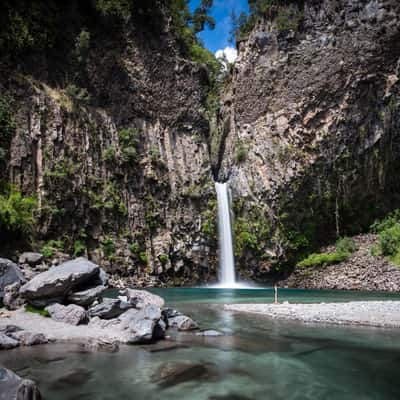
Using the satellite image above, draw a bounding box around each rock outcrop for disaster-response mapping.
[0,259,25,301]
[19,258,104,307]
[0,367,41,400]
[46,304,88,326]
[214,0,400,280]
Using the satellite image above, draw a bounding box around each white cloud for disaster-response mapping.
[215,46,238,65]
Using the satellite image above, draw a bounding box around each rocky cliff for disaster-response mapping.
[0,2,217,286]
[215,0,400,281]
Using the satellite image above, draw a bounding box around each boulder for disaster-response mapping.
[0,367,41,400]
[89,298,131,320]
[80,338,119,353]
[9,331,48,346]
[0,258,25,300]
[46,303,88,325]
[3,282,24,310]
[18,253,43,267]
[168,315,198,331]
[20,258,100,307]
[119,305,165,344]
[0,333,19,350]
[119,288,165,309]
[67,285,106,307]
[88,316,120,329]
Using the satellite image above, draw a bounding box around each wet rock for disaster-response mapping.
[51,368,93,389]
[196,330,224,337]
[46,303,88,325]
[152,362,211,388]
[0,325,23,335]
[80,338,119,353]
[119,288,165,309]
[168,315,198,331]
[20,258,100,307]
[3,282,24,310]
[89,298,131,319]
[0,367,41,400]
[18,253,43,267]
[67,285,106,307]
[9,331,48,346]
[88,316,120,329]
[119,305,165,344]
[0,258,25,300]
[0,332,20,350]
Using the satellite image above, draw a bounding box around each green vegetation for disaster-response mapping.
[158,254,169,264]
[101,236,116,257]
[0,187,37,240]
[296,237,356,269]
[119,127,140,164]
[371,210,400,265]
[139,251,148,264]
[73,240,86,256]
[297,251,349,269]
[129,242,140,254]
[25,305,50,317]
[41,240,64,258]
[201,198,218,242]
[102,147,117,163]
[234,141,249,163]
[230,0,303,43]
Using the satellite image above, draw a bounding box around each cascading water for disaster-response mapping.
[215,182,236,287]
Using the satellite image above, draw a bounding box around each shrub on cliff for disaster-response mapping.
[0,187,37,240]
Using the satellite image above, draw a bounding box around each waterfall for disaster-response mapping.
[215,182,236,287]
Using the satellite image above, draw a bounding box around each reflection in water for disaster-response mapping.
[2,288,400,400]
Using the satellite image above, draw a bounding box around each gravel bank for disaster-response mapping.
[0,309,129,343]
[224,301,400,328]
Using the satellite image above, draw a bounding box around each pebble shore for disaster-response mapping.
[224,301,400,328]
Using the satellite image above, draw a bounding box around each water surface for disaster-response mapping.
[1,288,400,400]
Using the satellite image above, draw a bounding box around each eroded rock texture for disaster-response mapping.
[215,0,400,280]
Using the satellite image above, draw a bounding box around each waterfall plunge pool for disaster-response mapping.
[2,288,400,400]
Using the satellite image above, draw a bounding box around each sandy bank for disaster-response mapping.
[224,301,400,328]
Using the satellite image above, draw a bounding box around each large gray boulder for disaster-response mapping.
[120,288,165,309]
[18,253,43,267]
[0,367,41,400]
[89,298,131,320]
[19,258,100,307]
[8,331,48,346]
[119,305,165,344]
[45,303,88,326]
[0,258,25,300]
[0,333,19,350]
[67,285,106,307]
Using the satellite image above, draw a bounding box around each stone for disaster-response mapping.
[50,368,92,389]
[88,316,120,329]
[9,331,48,346]
[46,303,88,326]
[18,253,43,267]
[119,288,165,309]
[3,282,24,310]
[89,298,131,319]
[195,330,224,337]
[67,285,107,307]
[0,333,20,350]
[119,305,165,344]
[20,257,100,307]
[168,315,198,331]
[152,362,211,388]
[80,338,119,353]
[0,258,25,300]
[0,367,41,400]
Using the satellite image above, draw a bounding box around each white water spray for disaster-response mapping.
[215,182,236,287]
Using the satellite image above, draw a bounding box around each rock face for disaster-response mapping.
[214,0,400,281]
[0,259,25,301]
[19,258,100,306]
[0,367,41,400]
[1,2,216,287]
[46,304,88,326]
[89,298,131,320]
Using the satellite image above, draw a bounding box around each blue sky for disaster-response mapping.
[189,0,249,54]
